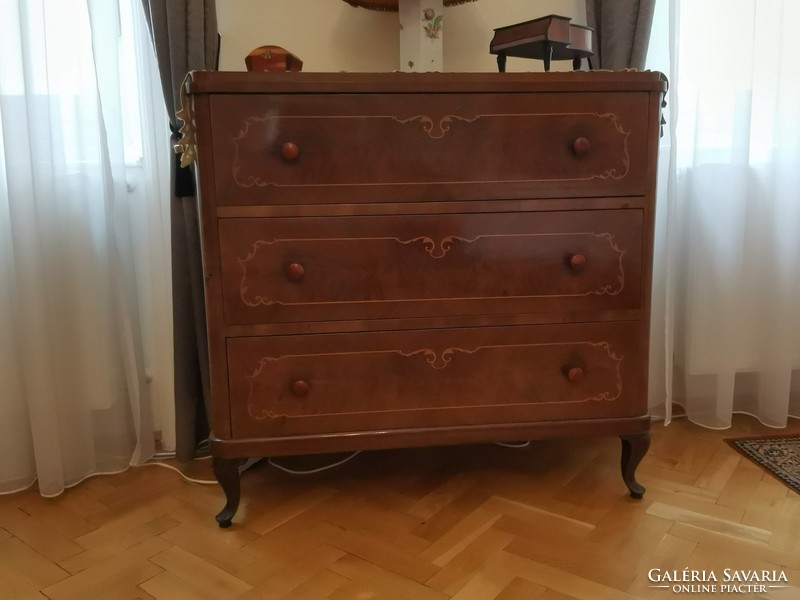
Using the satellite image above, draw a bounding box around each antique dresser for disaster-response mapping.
[180,71,667,527]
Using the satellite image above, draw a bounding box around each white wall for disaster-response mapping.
[217,0,586,73]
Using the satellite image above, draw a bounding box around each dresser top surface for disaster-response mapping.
[186,70,668,95]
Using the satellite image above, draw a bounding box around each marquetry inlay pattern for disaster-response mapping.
[229,111,632,189]
[394,114,481,139]
[237,231,627,308]
[243,340,624,421]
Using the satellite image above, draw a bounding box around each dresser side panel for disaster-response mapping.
[192,93,232,439]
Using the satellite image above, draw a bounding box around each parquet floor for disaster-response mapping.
[2,415,800,600]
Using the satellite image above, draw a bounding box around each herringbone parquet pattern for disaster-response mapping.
[2,416,799,599]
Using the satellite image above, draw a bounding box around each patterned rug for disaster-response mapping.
[726,435,800,494]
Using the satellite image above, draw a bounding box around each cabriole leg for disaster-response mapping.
[212,457,241,528]
[620,432,650,499]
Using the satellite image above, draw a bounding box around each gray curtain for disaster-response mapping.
[140,0,218,461]
[586,0,656,69]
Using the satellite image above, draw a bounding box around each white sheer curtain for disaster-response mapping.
[0,0,173,496]
[648,0,800,428]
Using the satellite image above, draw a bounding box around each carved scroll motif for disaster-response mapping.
[174,73,197,167]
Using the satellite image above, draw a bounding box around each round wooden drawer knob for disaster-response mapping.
[572,137,590,157]
[291,380,310,397]
[281,142,300,161]
[569,253,587,271]
[286,262,305,282]
[567,367,584,383]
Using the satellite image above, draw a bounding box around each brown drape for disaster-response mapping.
[140,0,218,461]
[586,0,656,69]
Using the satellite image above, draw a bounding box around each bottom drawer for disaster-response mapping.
[226,321,646,439]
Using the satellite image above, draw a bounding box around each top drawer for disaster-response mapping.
[205,92,652,205]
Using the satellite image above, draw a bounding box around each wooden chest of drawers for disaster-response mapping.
[182,71,667,527]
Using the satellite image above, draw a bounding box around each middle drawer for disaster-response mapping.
[218,209,643,325]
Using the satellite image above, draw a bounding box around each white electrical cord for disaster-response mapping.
[140,455,260,485]
[143,439,524,484]
[267,451,363,475]
[135,460,218,485]
[494,441,531,448]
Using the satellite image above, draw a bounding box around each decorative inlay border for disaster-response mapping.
[393,114,480,139]
[229,111,631,188]
[592,232,626,296]
[395,234,479,258]
[399,346,478,370]
[237,232,626,307]
[592,112,631,180]
[245,340,624,420]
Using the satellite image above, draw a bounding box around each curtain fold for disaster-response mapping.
[586,0,656,69]
[0,0,167,496]
[140,0,218,461]
[648,0,800,428]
